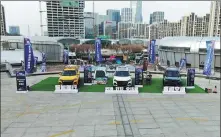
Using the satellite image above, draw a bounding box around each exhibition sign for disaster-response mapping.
[63,50,69,64]
[187,68,195,88]
[149,39,156,64]
[16,71,28,93]
[95,38,102,63]
[84,65,93,85]
[54,85,78,93]
[105,87,139,94]
[24,38,35,74]
[162,86,186,95]
[135,67,143,87]
[203,40,215,76]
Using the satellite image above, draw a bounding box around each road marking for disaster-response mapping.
[49,130,75,137]
[176,117,208,122]
[109,121,121,125]
[130,120,143,123]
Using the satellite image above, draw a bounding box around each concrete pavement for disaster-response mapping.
[1,72,220,137]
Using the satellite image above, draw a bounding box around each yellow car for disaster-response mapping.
[58,65,80,86]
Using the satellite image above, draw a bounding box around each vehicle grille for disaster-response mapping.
[62,81,73,85]
[117,81,128,86]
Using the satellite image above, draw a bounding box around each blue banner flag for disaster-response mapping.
[41,52,47,72]
[95,38,102,62]
[149,40,156,64]
[203,40,215,76]
[179,58,186,71]
[24,38,35,73]
[63,50,69,64]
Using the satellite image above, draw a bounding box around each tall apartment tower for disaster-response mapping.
[46,1,85,38]
[121,8,132,22]
[149,11,164,24]
[130,1,143,23]
[208,1,221,37]
[181,13,210,37]
[1,4,6,36]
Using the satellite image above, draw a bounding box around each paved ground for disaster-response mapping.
[1,72,220,137]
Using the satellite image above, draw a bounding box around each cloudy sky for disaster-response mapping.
[2,1,211,36]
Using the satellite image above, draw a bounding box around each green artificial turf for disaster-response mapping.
[30,77,206,93]
[30,77,59,91]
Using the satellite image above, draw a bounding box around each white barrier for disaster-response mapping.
[54,85,78,93]
[163,86,186,95]
[105,87,139,94]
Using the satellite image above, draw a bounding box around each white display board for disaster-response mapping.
[163,86,186,95]
[54,85,78,93]
[105,87,139,94]
[16,91,29,93]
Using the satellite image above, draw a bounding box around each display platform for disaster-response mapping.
[30,77,206,93]
[162,86,186,95]
[16,91,29,93]
[54,85,78,93]
[105,87,139,94]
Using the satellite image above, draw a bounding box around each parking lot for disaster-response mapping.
[1,72,220,137]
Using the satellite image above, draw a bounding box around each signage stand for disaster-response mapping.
[135,68,143,88]
[84,66,93,85]
[186,68,195,89]
[16,71,28,93]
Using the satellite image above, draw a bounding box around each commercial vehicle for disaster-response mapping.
[58,65,80,86]
[113,66,132,87]
[163,67,182,86]
[94,66,108,84]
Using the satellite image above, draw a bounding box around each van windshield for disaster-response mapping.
[165,70,180,77]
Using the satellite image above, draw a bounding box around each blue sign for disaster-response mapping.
[84,66,92,83]
[149,40,156,64]
[63,50,69,64]
[41,52,47,72]
[95,38,102,62]
[203,40,215,76]
[187,68,195,87]
[24,38,35,73]
[179,58,186,71]
[16,71,27,91]
[135,68,143,85]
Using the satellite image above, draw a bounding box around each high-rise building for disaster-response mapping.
[98,15,108,24]
[106,9,121,23]
[147,20,181,39]
[1,4,6,36]
[130,1,143,23]
[180,13,210,37]
[84,12,99,38]
[121,8,132,22]
[208,1,221,37]
[106,9,121,31]
[118,22,147,39]
[149,11,164,24]
[9,26,20,35]
[100,21,117,39]
[46,1,85,38]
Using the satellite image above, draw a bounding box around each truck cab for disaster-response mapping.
[58,65,80,86]
[163,67,182,86]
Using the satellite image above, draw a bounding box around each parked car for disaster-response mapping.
[163,67,182,86]
[113,66,132,87]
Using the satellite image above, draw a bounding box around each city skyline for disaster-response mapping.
[2,1,211,36]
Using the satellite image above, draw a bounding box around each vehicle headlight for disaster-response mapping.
[128,79,132,82]
[73,78,77,81]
